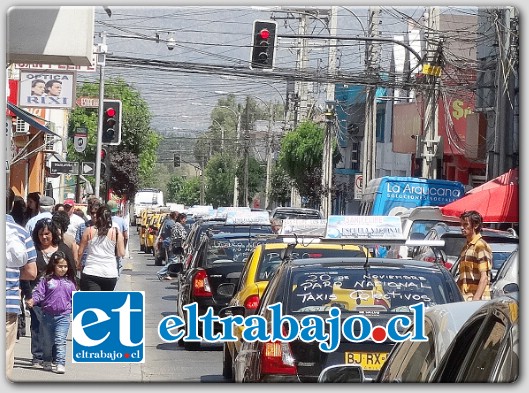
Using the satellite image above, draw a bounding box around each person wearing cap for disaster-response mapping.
[63,199,85,239]
[25,195,55,236]
[107,200,128,275]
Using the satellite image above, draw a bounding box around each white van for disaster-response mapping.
[130,188,164,226]
[387,206,459,259]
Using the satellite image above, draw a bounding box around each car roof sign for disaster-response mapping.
[325,215,405,240]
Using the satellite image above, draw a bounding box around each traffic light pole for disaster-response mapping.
[94,32,107,199]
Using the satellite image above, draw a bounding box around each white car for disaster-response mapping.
[491,249,518,298]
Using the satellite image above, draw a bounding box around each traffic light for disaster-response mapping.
[100,148,108,179]
[102,99,122,145]
[173,154,181,168]
[250,20,277,70]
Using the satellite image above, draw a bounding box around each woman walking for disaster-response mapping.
[78,205,125,291]
[26,251,77,374]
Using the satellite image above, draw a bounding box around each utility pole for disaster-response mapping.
[321,6,338,218]
[94,32,107,199]
[264,105,273,209]
[421,6,441,179]
[243,97,250,207]
[362,7,380,190]
[232,111,241,207]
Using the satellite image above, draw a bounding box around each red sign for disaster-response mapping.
[6,80,19,116]
[76,96,99,108]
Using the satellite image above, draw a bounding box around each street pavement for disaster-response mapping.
[8,230,224,385]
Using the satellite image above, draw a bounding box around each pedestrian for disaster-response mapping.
[52,210,79,269]
[107,200,128,275]
[26,250,77,374]
[457,210,493,301]
[25,195,55,235]
[75,196,102,268]
[6,188,37,380]
[157,212,187,280]
[156,211,177,271]
[270,218,282,234]
[63,198,85,239]
[78,205,125,291]
[21,217,75,368]
[10,195,27,226]
[24,191,40,224]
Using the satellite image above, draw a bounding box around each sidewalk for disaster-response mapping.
[9,266,145,383]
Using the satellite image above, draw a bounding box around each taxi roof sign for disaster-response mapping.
[325,215,404,240]
[225,210,271,225]
[280,219,327,236]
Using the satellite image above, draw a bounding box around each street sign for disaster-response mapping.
[74,135,87,152]
[354,174,363,200]
[50,161,79,175]
[81,162,96,176]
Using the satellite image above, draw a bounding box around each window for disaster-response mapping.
[378,321,436,382]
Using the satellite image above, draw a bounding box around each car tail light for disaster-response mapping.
[444,262,453,269]
[307,253,323,258]
[260,341,297,375]
[192,270,212,297]
[244,295,260,310]
[423,256,436,263]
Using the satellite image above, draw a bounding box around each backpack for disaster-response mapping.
[6,224,27,268]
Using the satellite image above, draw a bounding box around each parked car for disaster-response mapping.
[490,249,518,298]
[270,207,323,220]
[318,300,487,383]
[176,231,268,350]
[225,255,464,382]
[411,222,518,271]
[429,295,519,382]
[222,239,367,380]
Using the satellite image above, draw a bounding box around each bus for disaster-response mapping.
[359,176,465,216]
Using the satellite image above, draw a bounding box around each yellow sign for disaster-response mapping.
[345,351,388,371]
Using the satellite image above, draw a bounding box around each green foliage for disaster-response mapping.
[269,164,292,206]
[167,175,185,203]
[68,77,160,198]
[177,177,201,206]
[235,156,266,207]
[204,153,236,207]
[279,120,325,207]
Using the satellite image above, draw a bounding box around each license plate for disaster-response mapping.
[344,352,388,371]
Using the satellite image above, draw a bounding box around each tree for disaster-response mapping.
[278,121,324,208]
[68,77,160,199]
[204,153,236,207]
[269,164,292,206]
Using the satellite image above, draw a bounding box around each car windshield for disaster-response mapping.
[256,248,366,281]
[205,237,265,265]
[287,266,449,314]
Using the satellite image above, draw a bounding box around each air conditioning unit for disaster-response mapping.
[15,118,29,135]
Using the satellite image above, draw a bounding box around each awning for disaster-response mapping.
[7,102,62,139]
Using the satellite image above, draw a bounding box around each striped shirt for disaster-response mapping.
[6,215,37,315]
[457,233,492,301]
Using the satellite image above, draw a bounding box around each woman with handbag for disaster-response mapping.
[77,206,125,291]
[157,213,187,281]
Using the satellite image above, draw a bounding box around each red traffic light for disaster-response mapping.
[105,107,116,117]
[100,148,107,159]
[258,28,270,40]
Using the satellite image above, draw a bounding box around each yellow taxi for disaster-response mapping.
[139,209,156,252]
[147,211,168,256]
[223,240,367,379]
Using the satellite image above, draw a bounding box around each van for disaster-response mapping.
[130,188,164,226]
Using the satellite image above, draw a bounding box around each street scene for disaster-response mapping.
[5,5,519,385]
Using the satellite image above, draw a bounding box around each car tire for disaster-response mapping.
[184,340,200,351]
[222,344,233,380]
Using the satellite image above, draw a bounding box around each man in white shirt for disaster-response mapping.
[64,199,85,238]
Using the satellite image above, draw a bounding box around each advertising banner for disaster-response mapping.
[18,70,76,109]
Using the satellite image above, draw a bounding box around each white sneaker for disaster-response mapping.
[55,364,66,374]
[31,359,43,369]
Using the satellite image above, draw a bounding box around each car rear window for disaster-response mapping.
[256,248,366,281]
[287,266,450,314]
[205,237,265,265]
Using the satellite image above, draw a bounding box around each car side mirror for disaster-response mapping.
[318,364,365,383]
[503,283,519,294]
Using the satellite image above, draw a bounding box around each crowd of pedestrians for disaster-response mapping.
[5,190,129,377]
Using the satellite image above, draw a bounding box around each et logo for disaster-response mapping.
[72,291,145,363]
